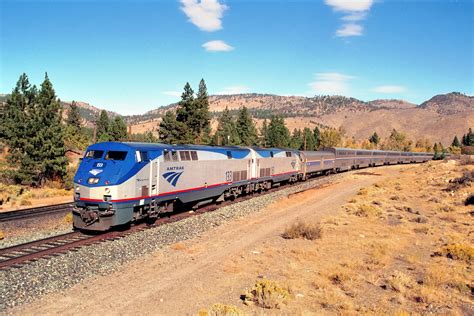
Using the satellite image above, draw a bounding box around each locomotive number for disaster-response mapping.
[96,163,104,168]
[225,171,232,182]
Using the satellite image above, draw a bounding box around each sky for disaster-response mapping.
[1,0,473,115]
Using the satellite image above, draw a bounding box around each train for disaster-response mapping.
[72,142,433,231]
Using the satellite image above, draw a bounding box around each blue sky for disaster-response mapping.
[1,0,472,115]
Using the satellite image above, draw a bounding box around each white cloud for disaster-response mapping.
[180,0,228,32]
[324,0,373,12]
[341,11,367,21]
[324,0,374,37]
[202,40,234,52]
[372,85,406,93]
[308,72,354,95]
[217,85,250,95]
[161,91,181,97]
[336,23,363,37]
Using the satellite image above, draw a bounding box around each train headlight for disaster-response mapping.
[88,177,99,184]
[76,186,80,191]
[105,188,110,194]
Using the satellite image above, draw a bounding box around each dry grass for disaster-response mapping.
[242,279,290,309]
[64,213,73,224]
[353,204,381,217]
[0,183,71,210]
[198,304,244,316]
[282,221,322,240]
[435,244,474,263]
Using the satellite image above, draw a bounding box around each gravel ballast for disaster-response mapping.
[1,174,342,311]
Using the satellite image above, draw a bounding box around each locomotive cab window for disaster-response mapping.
[85,150,104,159]
[171,151,179,161]
[136,151,149,162]
[105,151,127,161]
[163,150,171,162]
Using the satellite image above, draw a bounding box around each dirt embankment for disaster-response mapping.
[11,161,473,315]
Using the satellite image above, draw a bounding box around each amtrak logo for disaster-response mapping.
[162,171,184,187]
[89,169,103,176]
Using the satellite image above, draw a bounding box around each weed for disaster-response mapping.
[64,212,73,224]
[0,230,4,240]
[438,205,455,212]
[198,303,244,316]
[354,204,381,217]
[435,244,474,263]
[447,171,473,191]
[357,188,368,196]
[19,199,32,206]
[242,279,290,309]
[386,271,414,292]
[282,221,322,240]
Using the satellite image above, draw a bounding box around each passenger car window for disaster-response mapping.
[85,150,104,159]
[105,151,127,161]
[191,151,198,160]
[286,151,292,157]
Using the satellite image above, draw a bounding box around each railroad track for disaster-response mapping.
[0,172,340,271]
[0,202,72,223]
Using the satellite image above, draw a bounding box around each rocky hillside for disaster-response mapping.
[128,92,473,145]
[419,92,473,115]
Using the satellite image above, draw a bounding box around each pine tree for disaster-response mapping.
[67,101,82,131]
[96,110,110,142]
[109,117,128,141]
[259,119,269,147]
[0,73,36,166]
[213,107,240,146]
[267,115,290,148]
[451,135,461,148]
[313,126,321,149]
[175,82,195,144]
[369,132,380,146]
[21,73,67,185]
[194,79,212,144]
[302,127,316,150]
[236,106,257,146]
[468,128,474,146]
[289,129,303,149]
[159,111,182,144]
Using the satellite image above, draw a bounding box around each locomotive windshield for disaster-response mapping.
[85,150,104,159]
[105,151,128,161]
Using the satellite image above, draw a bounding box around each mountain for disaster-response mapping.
[60,101,120,127]
[419,92,473,115]
[127,92,473,145]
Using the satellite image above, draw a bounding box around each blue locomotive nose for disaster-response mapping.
[74,142,133,187]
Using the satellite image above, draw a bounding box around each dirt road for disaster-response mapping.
[11,166,395,315]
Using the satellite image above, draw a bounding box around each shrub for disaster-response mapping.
[64,212,73,224]
[282,221,322,240]
[447,171,473,191]
[354,204,381,217]
[242,279,290,309]
[435,244,474,263]
[198,303,244,316]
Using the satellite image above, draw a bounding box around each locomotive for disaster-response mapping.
[72,142,433,231]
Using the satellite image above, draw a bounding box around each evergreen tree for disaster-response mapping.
[467,128,474,146]
[194,79,212,144]
[289,129,303,149]
[159,111,183,144]
[96,110,110,142]
[302,127,316,150]
[67,101,82,131]
[236,106,257,146]
[175,82,195,144]
[0,73,36,166]
[313,126,321,149]
[21,73,67,185]
[433,143,439,158]
[451,135,461,148]
[259,119,269,147]
[109,117,128,141]
[267,115,290,148]
[213,107,240,146]
[369,131,380,146]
